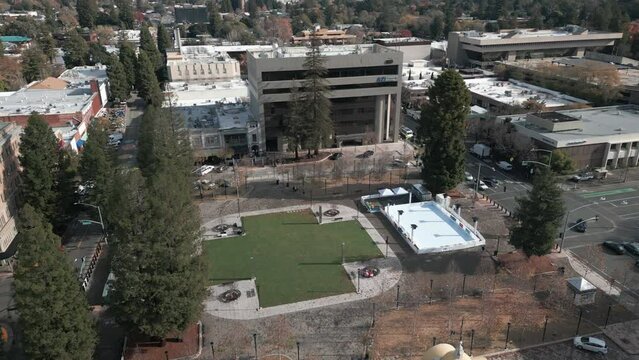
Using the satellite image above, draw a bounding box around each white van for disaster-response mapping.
[400,126,414,139]
[497,161,513,171]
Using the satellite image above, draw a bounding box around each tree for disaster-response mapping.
[62,31,89,68]
[118,40,137,90]
[37,33,56,63]
[248,0,258,18]
[135,51,164,107]
[220,0,233,13]
[284,86,307,160]
[443,0,455,36]
[419,69,469,194]
[13,205,97,360]
[140,26,163,72]
[21,47,47,83]
[79,122,113,209]
[77,0,97,28]
[107,56,130,102]
[544,150,574,175]
[115,0,134,28]
[208,5,223,37]
[111,107,206,338]
[300,38,332,154]
[0,41,3,58]
[157,24,171,55]
[0,57,23,91]
[430,15,445,40]
[511,167,565,256]
[19,114,60,222]
[88,43,112,65]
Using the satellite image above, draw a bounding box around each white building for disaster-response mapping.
[505,105,639,169]
[374,37,432,61]
[166,48,241,82]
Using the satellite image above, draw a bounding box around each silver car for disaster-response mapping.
[573,336,608,354]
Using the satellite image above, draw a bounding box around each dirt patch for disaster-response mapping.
[123,323,200,360]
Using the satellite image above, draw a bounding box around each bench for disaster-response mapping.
[333,217,343,221]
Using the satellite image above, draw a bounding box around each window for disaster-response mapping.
[252,134,257,143]
[610,144,617,150]
[205,135,220,147]
[621,143,628,149]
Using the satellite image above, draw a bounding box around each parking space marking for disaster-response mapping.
[619,211,639,220]
[605,195,639,208]
[580,187,636,199]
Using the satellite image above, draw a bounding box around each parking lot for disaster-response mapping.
[487,336,632,360]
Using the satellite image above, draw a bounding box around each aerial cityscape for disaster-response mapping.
[0,0,639,359]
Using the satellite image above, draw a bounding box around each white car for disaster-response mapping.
[573,336,608,354]
[400,126,414,139]
[196,165,215,176]
[476,180,488,190]
[464,172,474,182]
[497,161,513,171]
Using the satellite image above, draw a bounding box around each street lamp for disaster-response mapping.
[530,148,553,167]
[474,164,495,202]
[559,202,599,252]
[410,224,417,241]
[74,202,105,234]
[397,209,404,224]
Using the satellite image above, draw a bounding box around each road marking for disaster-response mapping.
[605,195,639,207]
[620,211,639,219]
[580,188,636,199]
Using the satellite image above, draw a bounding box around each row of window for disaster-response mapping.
[262,81,398,95]
[261,65,399,82]
[174,63,233,77]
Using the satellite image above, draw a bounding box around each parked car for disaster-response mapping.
[603,241,625,255]
[464,172,474,182]
[196,165,215,176]
[573,336,608,354]
[623,242,639,256]
[475,180,489,190]
[496,161,513,171]
[574,218,587,233]
[483,177,500,186]
[215,165,228,173]
[400,126,414,139]
[570,173,595,182]
[329,152,343,160]
[195,179,215,190]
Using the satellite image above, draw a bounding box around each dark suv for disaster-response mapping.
[603,241,625,255]
[623,242,639,256]
[574,218,587,233]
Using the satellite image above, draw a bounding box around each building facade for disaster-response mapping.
[247,44,403,152]
[506,105,639,169]
[0,123,21,259]
[291,28,357,45]
[174,4,208,24]
[374,37,432,61]
[167,51,241,82]
[447,26,622,68]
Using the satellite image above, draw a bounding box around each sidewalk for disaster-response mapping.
[553,251,621,296]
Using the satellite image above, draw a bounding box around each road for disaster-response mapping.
[487,337,631,360]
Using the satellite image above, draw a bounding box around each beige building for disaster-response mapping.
[0,122,21,260]
[166,48,241,82]
[291,28,356,45]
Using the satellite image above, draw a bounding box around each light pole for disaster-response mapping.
[559,202,599,252]
[397,209,404,225]
[75,202,105,234]
[410,224,417,241]
[530,148,553,167]
[473,163,495,202]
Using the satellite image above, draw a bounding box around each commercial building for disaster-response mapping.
[59,64,109,106]
[447,26,623,68]
[174,4,208,24]
[247,44,403,152]
[465,78,590,113]
[506,105,639,169]
[0,123,21,261]
[0,35,32,55]
[374,37,431,61]
[166,48,241,82]
[291,28,356,45]
[0,79,104,151]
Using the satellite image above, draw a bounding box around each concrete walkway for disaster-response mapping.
[202,203,402,320]
[559,251,621,296]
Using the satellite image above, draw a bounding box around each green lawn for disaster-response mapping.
[203,210,382,307]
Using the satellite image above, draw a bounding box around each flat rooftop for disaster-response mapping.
[174,102,251,130]
[500,57,639,88]
[58,65,108,85]
[179,44,275,55]
[0,88,94,117]
[511,105,639,147]
[374,37,431,45]
[465,78,589,108]
[164,80,248,107]
[402,60,441,91]
[174,46,240,61]
[458,27,621,41]
[383,201,485,254]
[253,44,395,59]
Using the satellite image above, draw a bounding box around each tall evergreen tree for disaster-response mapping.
[283,86,307,160]
[300,38,332,154]
[140,26,163,72]
[21,47,47,83]
[115,0,134,29]
[511,167,565,256]
[208,5,223,37]
[220,0,233,13]
[443,0,455,36]
[14,205,97,360]
[37,33,56,63]
[136,51,164,107]
[419,69,469,194]
[80,122,113,210]
[62,31,89,68]
[156,23,171,55]
[118,40,137,90]
[248,0,258,18]
[0,41,4,58]
[106,56,130,102]
[19,114,60,222]
[88,43,112,65]
[77,0,98,28]
[111,107,206,338]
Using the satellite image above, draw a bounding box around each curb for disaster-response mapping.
[482,331,603,358]
[482,194,514,218]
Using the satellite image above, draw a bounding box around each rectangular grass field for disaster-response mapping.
[203,209,383,307]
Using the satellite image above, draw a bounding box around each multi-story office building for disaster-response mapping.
[247,44,403,152]
[166,48,241,82]
[0,122,21,261]
[447,26,622,68]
